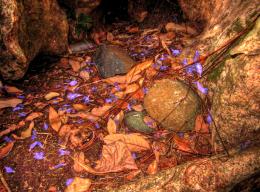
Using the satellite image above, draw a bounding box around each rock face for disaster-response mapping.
[94,44,135,78]
[0,0,68,80]
[124,111,154,134]
[144,79,201,132]
[208,17,260,148]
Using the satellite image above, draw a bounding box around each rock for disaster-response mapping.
[144,79,201,132]
[0,0,68,80]
[207,17,260,148]
[94,45,135,78]
[124,111,154,134]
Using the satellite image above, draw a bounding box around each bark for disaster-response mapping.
[0,0,68,80]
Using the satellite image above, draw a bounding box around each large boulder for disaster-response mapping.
[144,79,201,132]
[0,0,69,80]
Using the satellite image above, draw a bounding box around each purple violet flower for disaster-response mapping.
[67,93,82,100]
[4,136,12,143]
[69,80,78,86]
[33,152,45,160]
[58,149,70,156]
[193,50,200,62]
[13,104,24,112]
[29,141,43,151]
[195,81,208,94]
[4,166,15,173]
[53,163,66,169]
[143,87,148,94]
[195,62,203,76]
[171,49,181,56]
[31,130,37,140]
[17,95,25,99]
[66,178,74,186]
[43,122,48,130]
[131,153,137,159]
[18,112,27,117]
[82,95,90,104]
[206,114,213,124]
[94,123,100,129]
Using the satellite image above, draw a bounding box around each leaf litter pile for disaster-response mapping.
[0,22,217,192]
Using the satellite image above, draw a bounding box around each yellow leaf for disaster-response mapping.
[65,177,91,192]
[107,118,117,134]
[25,112,43,121]
[146,160,158,175]
[91,105,112,117]
[44,92,60,100]
[0,98,22,109]
[49,106,61,132]
[103,133,150,152]
[124,83,139,94]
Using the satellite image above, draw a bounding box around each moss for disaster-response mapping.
[207,59,226,82]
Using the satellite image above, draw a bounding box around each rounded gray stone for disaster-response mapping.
[144,79,201,132]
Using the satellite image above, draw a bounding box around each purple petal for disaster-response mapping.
[131,153,137,159]
[67,93,82,100]
[66,178,74,186]
[29,141,44,151]
[13,104,24,112]
[177,132,184,138]
[94,123,100,129]
[195,82,208,94]
[195,63,203,76]
[105,98,113,103]
[182,58,188,66]
[193,50,200,62]
[33,152,45,160]
[69,80,78,86]
[18,112,27,117]
[127,103,132,111]
[17,95,25,99]
[143,87,148,94]
[4,166,15,173]
[4,136,12,143]
[43,122,49,130]
[206,114,212,124]
[171,49,181,56]
[58,149,70,156]
[53,163,66,169]
[82,95,90,104]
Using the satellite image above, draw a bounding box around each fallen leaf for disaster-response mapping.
[173,135,195,153]
[124,83,139,94]
[45,92,60,100]
[106,32,114,42]
[0,98,22,109]
[194,115,209,133]
[4,86,23,94]
[73,152,87,173]
[69,59,81,72]
[114,91,125,99]
[103,133,150,152]
[91,105,112,117]
[0,142,15,159]
[125,170,141,180]
[68,112,99,121]
[59,124,72,137]
[114,110,124,125]
[104,75,127,84]
[95,141,138,172]
[107,118,117,134]
[79,70,90,81]
[143,116,157,129]
[127,26,139,33]
[13,121,34,140]
[34,102,48,109]
[72,104,88,111]
[146,160,158,175]
[65,177,91,192]
[49,106,61,132]
[25,112,43,121]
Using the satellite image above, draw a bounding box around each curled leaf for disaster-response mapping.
[13,121,34,139]
[91,105,112,117]
[72,104,88,111]
[0,142,15,159]
[49,106,61,132]
[4,86,23,94]
[25,112,43,121]
[146,160,158,175]
[73,152,86,173]
[0,98,22,109]
[125,83,139,94]
[107,118,117,134]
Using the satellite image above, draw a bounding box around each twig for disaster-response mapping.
[0,170,11,192]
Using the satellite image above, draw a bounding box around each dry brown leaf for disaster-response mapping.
[125,170,141,180]
[103,75,126,84]
[69,59,81,72]
[4,86,23,94]
[0,98,22,109]
[95,141,138,172]
[34,102,48,109]
[146,160,158,175]
[107,118,117,134]
[13,121,34,140]
[126,60,153,84]
[59,124,72,137]
[194,115,209,133]
[69,112,99,121]
[65,177,91,192]
[72,104,88,111]
[0,142,15,159]
[49,106,61,132]
[91,105,112,117]
[25,112,43,122]
[73,152,86,172]
[114,110,124,125]
[173,135,195,153]
[103,133,150,152]
[106,32,114,42]
[79,70,90,81]
[45,92,60,100]
[124,83,139,94]
[127,26,139,33]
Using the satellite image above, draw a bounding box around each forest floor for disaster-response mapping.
[0,20,215,192]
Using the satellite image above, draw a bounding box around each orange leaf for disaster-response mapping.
[173,135,195,153]
[72,104,88,111]
[25,112,43,121]
[0,98,22,109]
[69,112,99,121]
[132,104,144,112]
[49,106,61,132]
[146,160,158,175]
[126,60,153,83]
[107,118,117,134]
[125,170,141,181]
[194,115,209,133]
[103,133,150,152]
[73,152,87,173]
[4,86,23,94]
[91,105,112,117]
[0,142,14,159]
[95,141,138,172]
[124,83,139,94]
[65,177,91,192]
